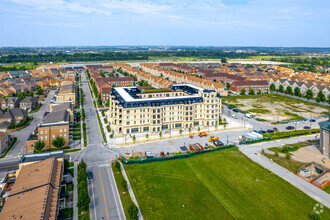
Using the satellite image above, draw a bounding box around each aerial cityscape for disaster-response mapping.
[0,0,329,220]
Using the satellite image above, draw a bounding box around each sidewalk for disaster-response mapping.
[239,136,330,209]
[120,161,144,220]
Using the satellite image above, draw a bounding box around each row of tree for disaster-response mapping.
[240,88,264,95]
[77,160,91,214]
[33,136,66,152]
[270,83,329,103]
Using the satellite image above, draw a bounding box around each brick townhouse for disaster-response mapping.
[230,80,269,93]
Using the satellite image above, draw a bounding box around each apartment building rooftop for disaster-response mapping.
[112,84,219,108]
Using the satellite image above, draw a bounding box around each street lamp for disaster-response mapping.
[227,134,229,144]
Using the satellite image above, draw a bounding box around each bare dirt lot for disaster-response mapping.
[223,94,330,122]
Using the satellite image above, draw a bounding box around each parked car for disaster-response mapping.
[233,108,239,113]
[245,113,252,119]
[160,152,166,157]
[273,127,278,132]
[286,126,294,130]
[310,119,316,122]
[266,129,274,133]
[232,114,238,119]
[303,126,311,129]
[88,171,93,179]
[228,106,233,109]
[213,139,224,147]
[259,130,266,134]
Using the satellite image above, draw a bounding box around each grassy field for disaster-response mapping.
[223,94,330,122]
[125,148,329,219]
[262,153,307,173]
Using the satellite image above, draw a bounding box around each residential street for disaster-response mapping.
[239,135,330,209]
[74,73,125,220]
[7,90,56,158]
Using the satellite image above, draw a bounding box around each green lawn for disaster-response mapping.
[125,148,330,219]
[262,153,307,173]
[323,185,330,194]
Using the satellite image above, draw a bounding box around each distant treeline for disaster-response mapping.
[0,50,263,63]
[270,57,330,66]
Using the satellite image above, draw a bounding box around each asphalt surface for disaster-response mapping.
[74,73,124,220]
[7,90,56,158]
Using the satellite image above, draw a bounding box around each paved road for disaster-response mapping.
[0,158,20,173]
[6,90,55,158]
[74,72,125,220]
[239,135,330,209]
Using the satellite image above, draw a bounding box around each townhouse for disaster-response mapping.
[1,97,21,109]
[230,80,269,93]
[20,96,39,111]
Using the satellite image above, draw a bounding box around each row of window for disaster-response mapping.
[40,134,67,140]
[40,128,67,135]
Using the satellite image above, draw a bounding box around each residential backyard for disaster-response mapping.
[124,148,330,220]
[223,94,330,122]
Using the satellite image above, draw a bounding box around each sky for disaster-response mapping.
[0,0,329,47]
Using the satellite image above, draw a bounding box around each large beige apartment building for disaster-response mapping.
[107,84,222,135]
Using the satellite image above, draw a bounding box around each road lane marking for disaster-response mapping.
[89,174,97,220]
[99,166,110,220]
[0,164,18,169]
[106,165,124,220]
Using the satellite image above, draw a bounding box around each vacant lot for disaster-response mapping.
[125,148,329,219]
[223,94,330,122]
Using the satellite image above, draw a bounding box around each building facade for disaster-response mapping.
[319,115,330,158]
[107,84,222,135]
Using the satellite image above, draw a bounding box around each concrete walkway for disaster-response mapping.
[120,162,144,220]
[239,135,330,209]
[73,162,78,220]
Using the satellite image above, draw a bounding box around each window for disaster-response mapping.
[52,135,55,139]
[40,131,43,135]
[60,129,62,132]
[40,136,43,140]
[64,129,67,132]
[64,134,67,138]
[45,136,48,140]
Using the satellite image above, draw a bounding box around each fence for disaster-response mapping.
[122,144,236,165]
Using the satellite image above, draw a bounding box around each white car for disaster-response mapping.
[232,114,238,119]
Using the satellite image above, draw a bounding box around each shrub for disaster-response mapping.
[115,161,121,171]
[285,153,291,160]
[121,179,128,191]
[128,203,139,220]
[274,151,279,156]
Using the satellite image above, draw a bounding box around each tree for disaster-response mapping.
[223,118,227,130]
[189,127,191,134]
[128,203,139,220]
[257,89,262,94]
[317,91,326,102]
[198,127,201,132]
[145,133,149,139]
[249,89,255,95]
[17,91,27,100]
[305,89,313,100]
[52,136,65,149]
[221,57,227,63]
[294,87,301,97]
[36,86,43,95]
[159,131,162,138]
[240,88,246,95]
[226,83,231,90]
[132,135,136,142]
[121,179,128,191]
[28,91,34,97]
[77,181,90,211]
[270,83,276,91]
[115,161,121,171]
[218,116,222,124]
[105,99,110,107]
[179,129,182,136]
[328,95,330,104]
[285,86,293,95]
[279,85,284,93]
[34,140,45,153]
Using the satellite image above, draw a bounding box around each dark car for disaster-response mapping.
[259,130,266,134]
[228,106,233,109]
[213,139,224,147]
[286,126,294,130]
[303,126,311,129]
[309,119,316,122]
[266,129,274,133]
[88,171,93,179]
[233,108,239,113]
